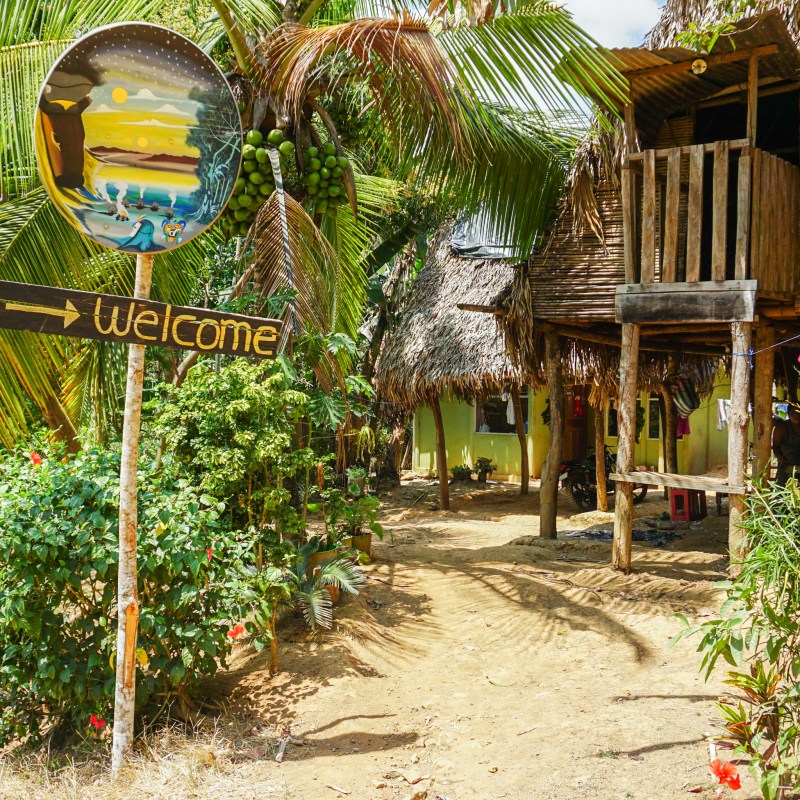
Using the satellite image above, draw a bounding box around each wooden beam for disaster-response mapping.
[539,332,564,539]
[752,326,775,480]
[612,323,639,574]
[728,322,752,571]
[641,150,657,283]
[610,470,745,494]
[595,400,608,512]
[616,280,757,324]
[662,149,681,283]
[512,386,529,496]
[624,43,779,82]
[735,150,752,280]
[747,55,759,145]
[627,138,748,162]
[686,144,705,282]
[621,166,638,283]
[430,395,450,511]
[712,140,730,281]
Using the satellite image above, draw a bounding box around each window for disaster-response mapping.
[476,389,529,434]
[607,406,618,438]
[647,395,661,440]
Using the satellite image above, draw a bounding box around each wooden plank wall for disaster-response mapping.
[750,150,800,296]
[530,183,624,321]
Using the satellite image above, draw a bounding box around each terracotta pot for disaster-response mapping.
[477,470,489,483]
[352,532,373,559]
[305,547,340,578]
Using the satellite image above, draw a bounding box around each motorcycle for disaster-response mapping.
[559,445,648,512]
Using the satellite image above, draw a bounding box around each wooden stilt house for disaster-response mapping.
[507,9,800,571]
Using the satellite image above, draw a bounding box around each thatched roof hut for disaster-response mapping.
[376,223,524,410]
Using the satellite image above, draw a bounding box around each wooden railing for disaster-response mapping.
[623,140,800,296]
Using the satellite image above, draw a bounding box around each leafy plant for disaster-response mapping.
[0,445,260,744]
[475,457,495,474]
[668,480,800,799]
[451,464,474,481]
[347,466,368,481]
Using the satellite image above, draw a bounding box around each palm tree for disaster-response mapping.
[0,0,625,448]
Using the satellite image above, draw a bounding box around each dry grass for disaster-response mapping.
[0,718,290,800]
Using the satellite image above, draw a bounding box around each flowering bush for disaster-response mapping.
[0,445,261,745]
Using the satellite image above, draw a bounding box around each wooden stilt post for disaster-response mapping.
[111,253,153,775]
[661,355,679,493]
[729,322,752,568]
[430,394,450,511]
[612,323,640,573]
[753,326,775,481]
[595,398,609,512]
[512,386,529,495]
[540,333,564,538]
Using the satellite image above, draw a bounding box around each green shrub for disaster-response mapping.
[670,481,800,799]
[0,446,259,745]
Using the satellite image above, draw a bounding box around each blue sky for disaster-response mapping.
[563,0,663,47]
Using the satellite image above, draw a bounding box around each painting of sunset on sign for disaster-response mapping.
[34,23,242,253]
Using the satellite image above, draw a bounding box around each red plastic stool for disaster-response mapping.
[670,489,707,522]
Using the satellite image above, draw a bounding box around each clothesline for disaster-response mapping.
[733,330,800,368]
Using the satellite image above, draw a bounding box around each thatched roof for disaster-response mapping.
[375,224,523,409]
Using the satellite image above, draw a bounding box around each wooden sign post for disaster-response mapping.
[112,252,153,771]
[30,23,249,774]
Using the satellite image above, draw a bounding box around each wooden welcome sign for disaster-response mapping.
[17,23,274,774]
[0,280,281,359]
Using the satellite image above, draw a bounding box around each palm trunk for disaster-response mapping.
[430,395,449,511]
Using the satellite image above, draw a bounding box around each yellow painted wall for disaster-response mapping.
[412,377,739,480]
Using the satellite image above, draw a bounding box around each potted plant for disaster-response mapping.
[340,486,384,558]
[346,465,368,496]
[305,487,348,575]
[451,464,473,483]
[474,456,495,483]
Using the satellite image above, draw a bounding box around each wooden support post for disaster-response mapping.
[540,333,564,539]
[595,399,609,512]
[747,55,759,146]
[752,326,775,481]
[512,386,529,495]
[612,323,640,573]
[430,394,449,511]
[661,354,679,486]
[111,253,153,775]
[728,322,752,569]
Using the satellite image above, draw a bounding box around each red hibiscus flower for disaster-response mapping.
[206,546,213,562]
[710,759,741,790]
[30,451,42,466]
[227,623,245,640]
[89,713,107,731]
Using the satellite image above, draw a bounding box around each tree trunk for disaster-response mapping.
[111,253,153,775]
[430,395,449,511]
[42,392,80,454]
[594,399,608,512]
[752,326,775,481]
[729,322,752,571]
[512,386,529,495]
[540,333,563,538]
[612,323,640,574]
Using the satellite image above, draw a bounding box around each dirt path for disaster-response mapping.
[208,482,745,800]
[1,481,751,800]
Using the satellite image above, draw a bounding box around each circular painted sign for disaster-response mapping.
[35,22,242,253]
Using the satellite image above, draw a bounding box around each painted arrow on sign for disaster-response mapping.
[0,280,283,359]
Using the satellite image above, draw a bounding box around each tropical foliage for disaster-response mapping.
[0,0,624,450]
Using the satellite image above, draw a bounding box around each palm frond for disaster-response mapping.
[294,585,334,628]
[315,555,365,594]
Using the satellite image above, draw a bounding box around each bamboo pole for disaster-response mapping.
[594,398,608,513]
[430,395,449,511]
[540,333,564,538]
[612,323,640,574]
[111,253,153,775]
[512,386,529,495]
[728,322,752,571]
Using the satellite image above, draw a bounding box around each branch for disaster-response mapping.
[210,0,262,83]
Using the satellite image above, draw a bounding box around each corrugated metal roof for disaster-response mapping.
[585,10,800,141]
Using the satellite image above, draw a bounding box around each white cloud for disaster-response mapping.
[562,0,661,48]
[93,103,114,113]
[120,119,183,128]
[155,103,187,115]
[132,88,158,100]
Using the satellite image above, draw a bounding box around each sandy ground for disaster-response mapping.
[0,480,752,800]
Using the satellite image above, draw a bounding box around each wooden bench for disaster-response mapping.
[610,471,747,517]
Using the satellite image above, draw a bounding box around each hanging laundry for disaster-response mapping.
[506,396,515,426]
[717,398,730,431]
[573,395,584,417]
[677,416,691,436]
[673,378,700,419]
